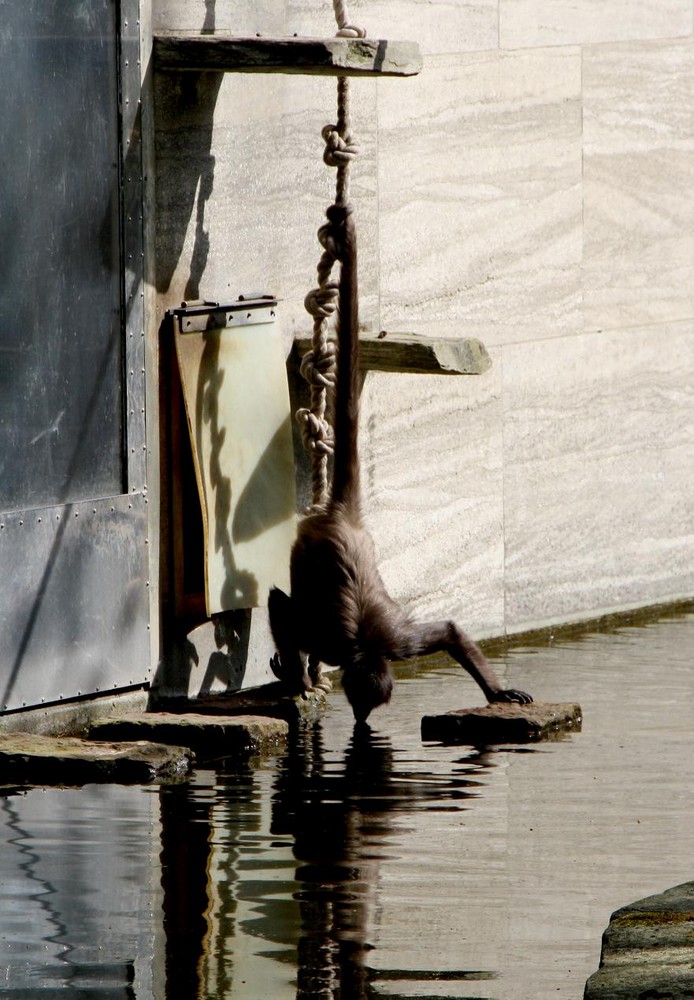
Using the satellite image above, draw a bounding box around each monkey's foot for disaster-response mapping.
[308,658,333,693]
[269,653,283,681]
[269,654,312,696]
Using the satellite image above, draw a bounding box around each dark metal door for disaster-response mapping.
[0,0,149,711]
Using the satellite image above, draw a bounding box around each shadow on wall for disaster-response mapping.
[155,0,221,299]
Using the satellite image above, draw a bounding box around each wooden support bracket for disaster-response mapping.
[153,33,422,77]
[293,332,492,376]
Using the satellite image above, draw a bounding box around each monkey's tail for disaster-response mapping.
[327,204,361,515]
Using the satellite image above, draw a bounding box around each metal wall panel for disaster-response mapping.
[0,495,149,711]
[0,0,151,712]
[0,1,124,511]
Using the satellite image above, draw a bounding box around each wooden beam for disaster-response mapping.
[293,332,492,376]
[153,33,422,77]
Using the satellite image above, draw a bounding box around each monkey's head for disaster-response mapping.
[341,656,393,723]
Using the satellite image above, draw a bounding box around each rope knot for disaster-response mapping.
[322,124,359,169]
[332,0,366,37]
[304,282,339,319]
[300,341,337,389]
[295,408,335,456]
[335,24,366,38]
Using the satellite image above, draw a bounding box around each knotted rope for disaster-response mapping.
[296,2,364,510]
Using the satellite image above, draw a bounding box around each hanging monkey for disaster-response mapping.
[269,204,532,723]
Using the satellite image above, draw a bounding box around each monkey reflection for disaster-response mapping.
[270,204,531,721]
[269,722,495,999]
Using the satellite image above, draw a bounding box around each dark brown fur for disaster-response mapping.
[270,204,532,722]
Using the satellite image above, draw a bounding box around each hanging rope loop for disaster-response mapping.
[296,0,364,510]
[332,0,366,37]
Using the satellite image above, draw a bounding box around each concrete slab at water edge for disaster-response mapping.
[0,732,193,786]
[151,684,329,726]
[584,882,694,1000]
[89,712,289,761]
[421,701,583,744]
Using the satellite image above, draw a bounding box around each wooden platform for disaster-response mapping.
[154,34,422,77]
[421,702,583,745]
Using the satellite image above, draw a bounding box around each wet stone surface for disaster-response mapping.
[89,712,289,762]
[0,732,192,786]
[157,684,329,726]
[421,701,583,744]
[584,882,694,1000]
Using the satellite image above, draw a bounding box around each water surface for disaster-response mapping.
[2,610,694,999]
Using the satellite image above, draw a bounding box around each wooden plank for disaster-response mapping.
[421,702,583,745]
[154,34,422,77]
[293,332,492,376]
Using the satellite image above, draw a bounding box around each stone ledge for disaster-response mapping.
[154,685,329,726]
[293,332,491,376]
[0,733,192,786]
[421,702,582,745]
[584,882,694,1000]
[153,34,422,78]
[90,712,289,762]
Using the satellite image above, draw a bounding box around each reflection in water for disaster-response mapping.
[270,724,497,999]
[2,611,694,998]
[0,786,156,997]
[157,719,498,999]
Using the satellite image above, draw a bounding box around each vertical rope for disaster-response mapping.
[296,4,365,510]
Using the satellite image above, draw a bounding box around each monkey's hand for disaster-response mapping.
[489,688,533,705]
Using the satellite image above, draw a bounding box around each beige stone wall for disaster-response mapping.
[151,0,694,640]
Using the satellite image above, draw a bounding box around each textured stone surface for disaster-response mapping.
[377,47,583,349]
[583,40,694,331]
[584,882,694,999]
[90,712,288,761]
[151,0,694,660]
[503,324,694,630]
[421,701,582,744]
[0,733,192,786]
[500,0,692,48]
[168,685,330,726]
[154,34,422,77]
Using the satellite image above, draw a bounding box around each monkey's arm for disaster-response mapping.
[401,620,532,704]
[268,587,312,694]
